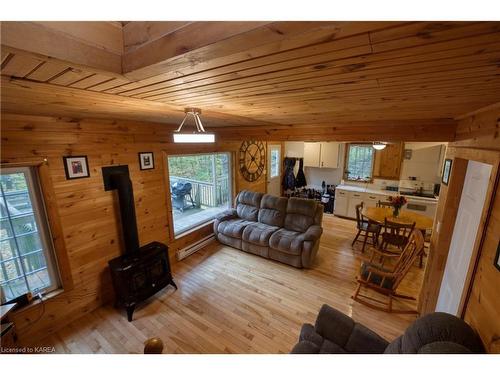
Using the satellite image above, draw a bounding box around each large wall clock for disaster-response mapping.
[239,140,265,182]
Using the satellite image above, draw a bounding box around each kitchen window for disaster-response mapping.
[168,153,232,237]
[345,144,375,182]
[0,167,60,302]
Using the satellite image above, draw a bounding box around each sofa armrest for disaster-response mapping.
[213,208,238,235]
[215,208,237,222]
[301,225,323,242]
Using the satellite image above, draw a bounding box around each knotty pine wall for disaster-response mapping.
[0,113,267,345]
[453,105,500,353]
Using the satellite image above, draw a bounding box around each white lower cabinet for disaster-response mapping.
[334,189,393,219]
[364,194,379,208]
[347,193,364,218]
[334,190,348,217]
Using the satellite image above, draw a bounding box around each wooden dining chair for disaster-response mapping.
[377,200,393,208]
[352,229,425,314]
[379,218,416,254]
[352,202,381,253]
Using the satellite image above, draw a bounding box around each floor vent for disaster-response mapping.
[176,234,216,261]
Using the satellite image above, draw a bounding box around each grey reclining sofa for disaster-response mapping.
[213,190,323,268]
[291,304,485,354]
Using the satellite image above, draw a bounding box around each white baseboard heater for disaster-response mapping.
[176,234,216,261]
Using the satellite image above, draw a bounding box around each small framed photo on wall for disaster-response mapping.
[442,158,452,185]
[138,152,155,170]
[63,156,90,180]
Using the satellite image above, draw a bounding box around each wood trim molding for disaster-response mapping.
[418,146,500,315]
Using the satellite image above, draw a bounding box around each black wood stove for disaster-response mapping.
[104,166,177,322]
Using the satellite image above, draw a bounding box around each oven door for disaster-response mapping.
[405,199,436,218]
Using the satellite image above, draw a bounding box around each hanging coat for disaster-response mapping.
[295,158,307,188]
[282,157,297,190]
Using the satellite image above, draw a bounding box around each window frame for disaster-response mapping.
[343,143,376,183]
[0,166,61,302]
[269,148,280,178]
[166,152,233,239]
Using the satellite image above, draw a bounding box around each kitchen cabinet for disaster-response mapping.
[303,142,339,168]
[347,192,364,218]
[334,188,395,218]
[303,142,321,167]
[334,189,348,217]
[373,142,404,180]
[364,193,379,208]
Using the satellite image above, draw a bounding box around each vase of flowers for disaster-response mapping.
[388,195,407,217]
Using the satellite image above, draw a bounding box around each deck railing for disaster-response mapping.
[170,175,230,208]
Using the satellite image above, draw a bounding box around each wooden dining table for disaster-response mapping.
[362,206,434,231]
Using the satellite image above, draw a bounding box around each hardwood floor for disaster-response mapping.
[43,214,424,353]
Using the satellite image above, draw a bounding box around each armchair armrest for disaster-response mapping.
[370,247,400,258]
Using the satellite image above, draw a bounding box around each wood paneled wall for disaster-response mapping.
[0,113,266,345]
[419,104,500,353]
[454,106,500,353]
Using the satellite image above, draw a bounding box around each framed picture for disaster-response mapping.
[138,152,155,170]
[63,156,90,180]
[494,241,500,271]
[442,158,452,185]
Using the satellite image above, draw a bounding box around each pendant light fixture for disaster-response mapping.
[173,108,215,143]
[372,142,387,150]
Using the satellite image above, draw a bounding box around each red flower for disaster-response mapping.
[388,195,407,207]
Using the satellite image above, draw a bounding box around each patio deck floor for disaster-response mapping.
[172,205,227,235]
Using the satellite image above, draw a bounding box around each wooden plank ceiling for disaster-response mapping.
[1,21,500,140]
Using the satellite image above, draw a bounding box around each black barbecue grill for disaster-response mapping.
[171,181,196,212]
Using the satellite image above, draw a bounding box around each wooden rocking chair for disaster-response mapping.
[352,229,424,314]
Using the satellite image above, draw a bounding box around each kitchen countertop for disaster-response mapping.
[336,184,438,203]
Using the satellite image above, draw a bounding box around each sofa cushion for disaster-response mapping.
[217,218,254,239]
[258,194,287,227]
[290,340,320,354]
[360,262,394,290]
[269,228,305,255]
[236,190,263,221]
[344,323,389,353]
[320,339,348,354]
[284,197,318,232]
[242,222,280,246]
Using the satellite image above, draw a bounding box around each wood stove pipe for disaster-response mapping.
[110,172,140,255]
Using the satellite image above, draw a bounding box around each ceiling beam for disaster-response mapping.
[0,76,280,128]
[212,120,457,142]
[122,21,271,75]
[0,22,122,73]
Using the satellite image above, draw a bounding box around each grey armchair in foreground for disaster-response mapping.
[291,304,485,354]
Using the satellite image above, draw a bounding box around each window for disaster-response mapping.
[345,144,374,182]
[0,167,60,302]
[168,153,232,236]
[270,148,280,178]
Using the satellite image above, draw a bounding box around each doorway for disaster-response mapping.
[267,144,281,196]
[435,160,493,315]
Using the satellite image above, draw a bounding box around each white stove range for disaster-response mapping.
[399,180,439,219]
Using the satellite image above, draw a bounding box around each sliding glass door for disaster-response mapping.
[167,153,232,237]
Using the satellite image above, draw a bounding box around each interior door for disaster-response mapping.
[267,144,282,196]
[436,160,492,315]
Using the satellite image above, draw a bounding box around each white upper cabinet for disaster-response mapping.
[320,142,339,168]
[302,142,339,168]
[303,142,321,167]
